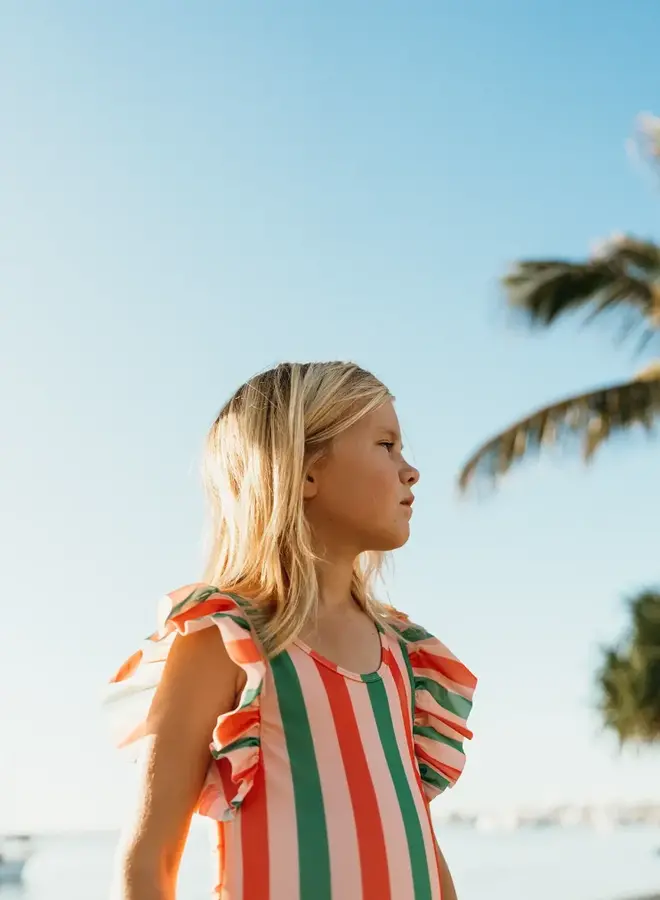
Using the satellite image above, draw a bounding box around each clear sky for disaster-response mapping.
[3,1,660,833]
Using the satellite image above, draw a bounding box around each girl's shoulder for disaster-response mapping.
[154,582,256,633]
[104,582,266,821]
[107,582,261,686]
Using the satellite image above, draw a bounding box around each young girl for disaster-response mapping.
[106,361,477,900]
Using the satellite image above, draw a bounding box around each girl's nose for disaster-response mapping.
[406,465,420,486]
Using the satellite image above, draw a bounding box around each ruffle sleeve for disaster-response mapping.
[396,617,477,802]
[103,583,266,822]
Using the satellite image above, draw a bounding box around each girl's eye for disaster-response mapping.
[379,442,395,451]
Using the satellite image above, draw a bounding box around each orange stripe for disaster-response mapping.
[241,761,270,900]
[168,595,241,629]
[317,665,391,900]
[225,637,263,665]
[345,679,414,896]
[383,645,416,757]
[110,650,143,683]
[420,709,474,741]
[214,708,259,745]
[214,756,239,808]
[407,648,477,691]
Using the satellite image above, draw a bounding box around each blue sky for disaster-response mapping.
[3,1,660,832]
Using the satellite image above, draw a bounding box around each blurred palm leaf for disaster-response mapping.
[504,236,660,336]
[458,228,660,490]
[596,590,660,746]
[458,374,660,491]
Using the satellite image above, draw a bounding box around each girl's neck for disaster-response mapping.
[314,554,356,611]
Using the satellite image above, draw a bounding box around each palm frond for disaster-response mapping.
[605,237,660,274]
[503,236,660,338]
[595,590,660,746]
[458,376,660,491]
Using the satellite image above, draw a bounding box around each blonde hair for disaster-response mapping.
[201,361,393,656]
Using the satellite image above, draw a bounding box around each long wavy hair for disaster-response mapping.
[201,361,393,656]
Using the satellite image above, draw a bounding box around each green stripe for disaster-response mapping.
[167,586,207,618]
[391,622,433,643]
[415,675,472,720]
[413,723,464,754]
[366,678,433,900]
[210,611,251,631]
[270,654,331,900]
[166,587,251,631]
[211,735,260,758]
[417,764,451,794]
[239,685,262,706]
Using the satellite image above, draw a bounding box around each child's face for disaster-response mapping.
[304,400,419,555]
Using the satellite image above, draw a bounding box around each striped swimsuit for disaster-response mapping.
[106,584,477,899]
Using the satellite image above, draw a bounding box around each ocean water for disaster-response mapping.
[3,823,659,900]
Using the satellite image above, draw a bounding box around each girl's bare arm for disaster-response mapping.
[111,626,242,900]
[436,840,458,900]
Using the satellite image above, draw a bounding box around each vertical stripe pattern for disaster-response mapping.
[270,652,332,900]
[105,586,477,900]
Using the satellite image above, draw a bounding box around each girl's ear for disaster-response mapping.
[303,451,324,500]
[303,471,318,500]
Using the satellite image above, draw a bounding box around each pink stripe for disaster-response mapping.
[387,637,414,711]
[260,669,300,900]
[414,664,474,700]
[215,818,242,899]
[416,733,466,770]
[380,666,441,898]
[288,649,363,898]
[233,815,244,899]
[415,692,472,735]
[345,679,415,898]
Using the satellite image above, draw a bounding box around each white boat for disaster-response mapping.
[0,835,33,883]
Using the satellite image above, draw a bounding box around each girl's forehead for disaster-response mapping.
[350,400,400,435]
[366,400,399,427]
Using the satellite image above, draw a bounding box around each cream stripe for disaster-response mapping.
[380,667,441,898]
[345,679,415,898]
[415,692,470,731]
[416,732,466,770]
[289,649,362,899]
[260,668,300,900]
[228,816,243,899]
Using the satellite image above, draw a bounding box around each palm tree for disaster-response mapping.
[458,115,660,491]
[596,590,660,746]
